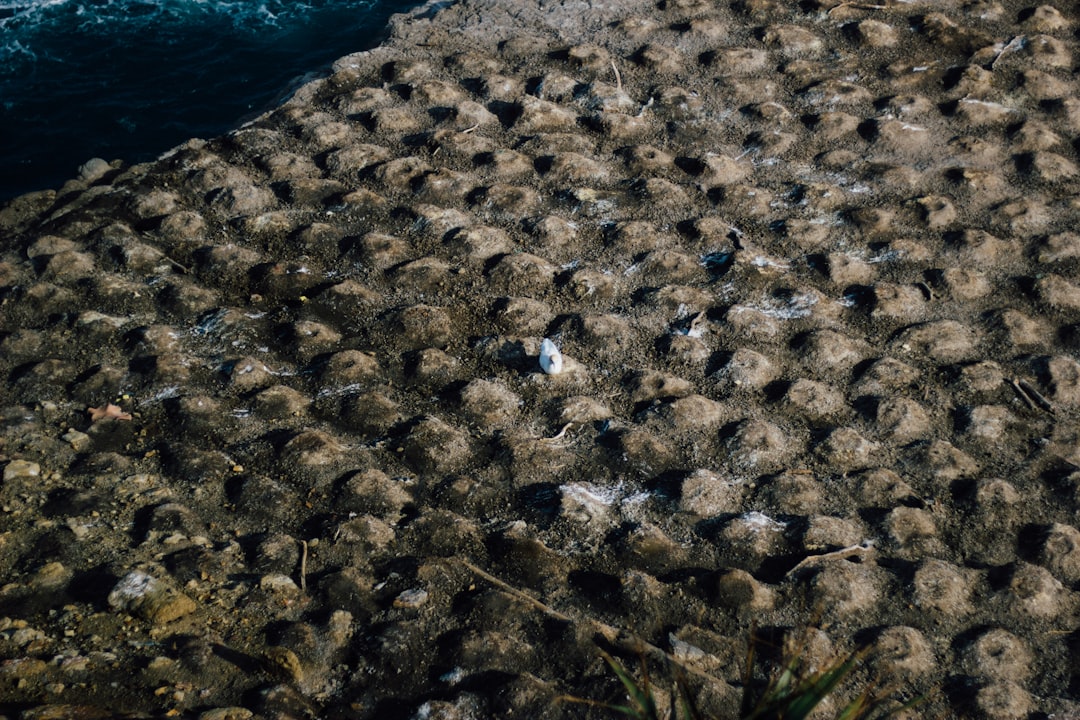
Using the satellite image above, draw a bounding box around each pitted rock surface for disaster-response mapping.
[3,0,1080,717]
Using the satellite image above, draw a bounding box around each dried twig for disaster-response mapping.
[611,60,622,93]
[544,422,574,442]
[460,560,572,622]
[164,255,191,274]
[1017,378,1054,414]
[991,35,1025,70]
[1010,378,1054,414]
[1010,378,1037,411]
[299,540,309,593]
[827,1,889,16]
[458,560,726,687]
[785,542,876,578]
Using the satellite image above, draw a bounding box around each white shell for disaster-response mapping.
[539,338,563,375]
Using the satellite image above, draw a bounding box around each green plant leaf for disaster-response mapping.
[782,654,860,719]
[601,651,660,720]
[835,689,873,720]
[744,647,866,720]
[672,673,703,720]
[584,631,922,720]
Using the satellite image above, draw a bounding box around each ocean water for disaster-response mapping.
[0,0,422,201]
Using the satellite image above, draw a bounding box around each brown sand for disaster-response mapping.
[2,0,1080,717]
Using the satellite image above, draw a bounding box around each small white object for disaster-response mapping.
[539,338,563,375]
[107,571,159,610]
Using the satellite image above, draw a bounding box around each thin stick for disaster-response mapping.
[785,542,876,578]
[164,256,191,274]
[299,540,308,593]
[991,36,1024,70]
[1010,379,1037,411]
[458,560,724,686]
[1018,379,1054,414]
[611,60,622,93]
[686,311,707,337]
[545,422,574,442]
[828,1,888,15]
[460,559,572,622]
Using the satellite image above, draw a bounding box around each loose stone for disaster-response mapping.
[875,397,932,443]
[402,416,471,474]
[108,570,196,624]
[726,418,797,471]
[718,348,779,390]
[870,627,934,682]
[715,569,775,611]
[805,558,881,620]
[1038,523,1080,583]
[679,469,744,518]
[458,379,521,428]
[3,460,41,482]
[721,512,788,569]
[816,427,877,473]
[962,629,1032,682]
[911,559,973,616]
[760,470,821,514]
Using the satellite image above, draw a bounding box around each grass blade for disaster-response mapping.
[782,654,860,719]
[672,672,703,720]
[601,651,660,720]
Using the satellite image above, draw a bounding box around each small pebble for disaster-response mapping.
[3,460,41,482]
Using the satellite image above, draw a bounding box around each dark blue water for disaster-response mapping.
[0,0,422,201]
